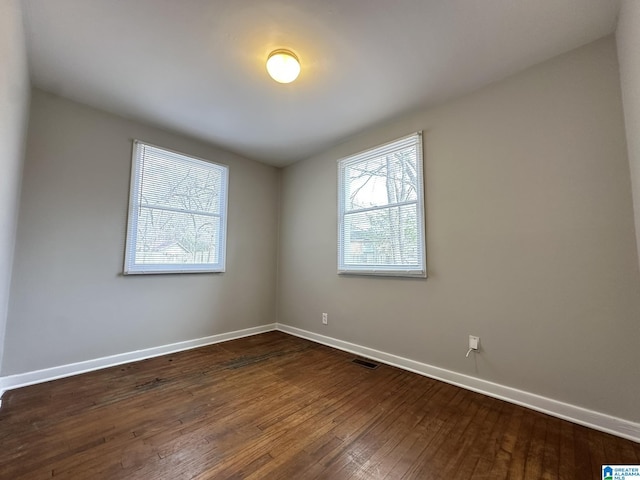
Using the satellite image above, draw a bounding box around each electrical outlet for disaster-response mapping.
[322,313,328,325]
[469,335,479,350]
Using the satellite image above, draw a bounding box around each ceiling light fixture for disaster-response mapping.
[266,49,300,84]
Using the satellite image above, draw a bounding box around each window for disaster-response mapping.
[338,132,426,277]
[124,141,228,274]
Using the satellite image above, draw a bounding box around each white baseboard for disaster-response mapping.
[276,323,640,443]
[2,322,638,443]
[0,323,277,398]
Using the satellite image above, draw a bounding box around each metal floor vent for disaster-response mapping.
[352,358,379,369]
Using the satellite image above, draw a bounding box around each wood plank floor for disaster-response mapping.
[0,331,637,479]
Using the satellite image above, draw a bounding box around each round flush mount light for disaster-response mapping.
[266,49,300,84]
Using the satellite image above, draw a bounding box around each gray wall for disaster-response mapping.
[2,89,279,375]
[617,0,640,270]
[278,37,640,422]
[0,0,29,372]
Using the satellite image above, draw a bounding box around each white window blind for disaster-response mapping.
[338,132,426,277]
[124,141,228,274]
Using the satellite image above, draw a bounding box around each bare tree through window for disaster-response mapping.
[338,133,425,277]
[124,142,228,274]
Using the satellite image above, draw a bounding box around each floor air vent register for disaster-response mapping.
[351,358,379,369]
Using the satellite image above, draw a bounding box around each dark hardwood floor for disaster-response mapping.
[0,331,637,479]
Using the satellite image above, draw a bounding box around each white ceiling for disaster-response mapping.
[21,0,620,167]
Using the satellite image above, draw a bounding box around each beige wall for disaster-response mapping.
[2,89,279,375]
[617,0,640,271]
[0,0,29,372]
[278,37,640,422]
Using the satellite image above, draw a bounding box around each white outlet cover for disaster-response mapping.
[469,335,479,350]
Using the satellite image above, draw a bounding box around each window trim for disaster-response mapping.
[337,132,427,278]
[123,140,229,275]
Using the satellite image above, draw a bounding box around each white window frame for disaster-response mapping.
[124,140,228,275]
[337,132,426,277]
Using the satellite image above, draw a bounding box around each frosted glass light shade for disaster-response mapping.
[266,49,300,83]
